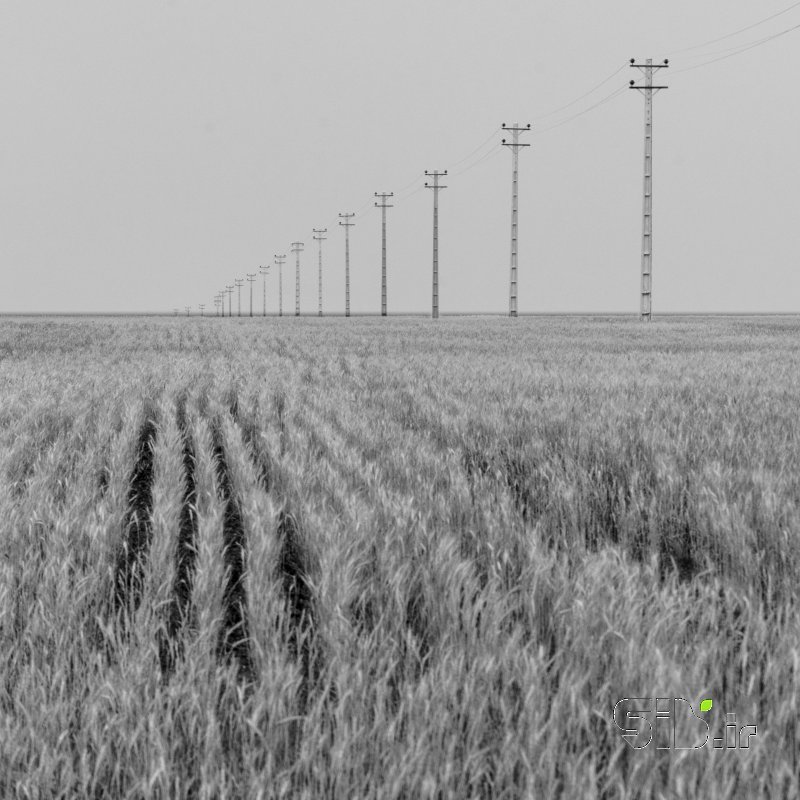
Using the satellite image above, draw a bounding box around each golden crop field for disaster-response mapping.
[1,315,798,798]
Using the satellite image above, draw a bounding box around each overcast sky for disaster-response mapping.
[2,1,799,314]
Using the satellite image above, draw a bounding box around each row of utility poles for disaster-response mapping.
[193,60,666,321]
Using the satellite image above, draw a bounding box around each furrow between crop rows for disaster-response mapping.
[159,395,200,678]
[210,419,255,686]
[112,411,158,618]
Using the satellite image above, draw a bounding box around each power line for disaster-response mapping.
[536,85,628,135]
[672,20,800,74]
[532,63,629,122]
[669,1,800,56]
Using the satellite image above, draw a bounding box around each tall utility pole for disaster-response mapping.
[291,242,304,316]
[260,265,270,316]
[246,273,256,317]
[199,304,205,317]
[275,254,286,316]
[185,306,191,317]
[424,171,448,319]
[502,123,531,318]
[339,213,355,318]
[235,278,244,317]
[226,285,234,317]
[630,58,669,322]
[374,192,393,316]
[312,228,327,317]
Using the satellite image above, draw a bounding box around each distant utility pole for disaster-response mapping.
[260,265,270,316]
[291,242,304,316]
[630,58,669,322]
[235,278,244,317]
[339,213,355,318]
[246,273,256,317]
[185,306,191,317]
[199,304,205,317]
[173,308,179,316]
[214,295,221,316]
[424,171,448,319]
[312,228,327,317]
[226,285,234,317]
[374,192,393,316]
[275,254,286,316]
[502,123,531,318]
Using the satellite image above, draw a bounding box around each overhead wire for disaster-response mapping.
[672,20,800,74]
[668,0,800,55]
[535,85,629,134]
[531,63,628,122]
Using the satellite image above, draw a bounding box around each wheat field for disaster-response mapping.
[1,315,797,798]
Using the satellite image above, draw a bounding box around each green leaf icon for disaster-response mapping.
[700,698,713,713]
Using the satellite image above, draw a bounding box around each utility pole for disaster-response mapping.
[291,242,304,316]
[199,304,205,317]
[374,192,393,316]
[260,265,270,316]
[226,285,234,317]
[214,295,220,317]
[339,213,355,318]
[185,306,191,317]
[246,273,256,317]
[173,308,179,316]
[630,58,668,322]
[502,123,531,318]
[235,278,244,317]
[312,228,327,317]
[275,254,286,316]
[424,171,448,319]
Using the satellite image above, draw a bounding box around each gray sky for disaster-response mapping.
[2,1,799,314]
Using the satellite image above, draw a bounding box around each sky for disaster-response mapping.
[2,1,799,314]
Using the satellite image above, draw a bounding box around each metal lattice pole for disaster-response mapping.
[235,278,244,317]
[339,213,355,318]
[246,273,256,317]
[275,254,286,317]
[502,123,531,317]
[425,171,448,319]
[374,193,393,316]
[291,242,304,316]
[630,58,668,322]
[312,228,327,317]
[260,265,270,316]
